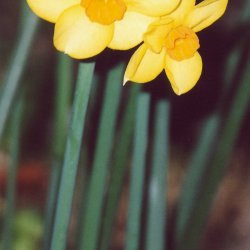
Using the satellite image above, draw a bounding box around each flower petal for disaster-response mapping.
[109,11,154,50]
[167,0,195,23]
[185,0,228,32]
[124,44,165,84]
[27,0,80,23]
[124,0,181,17]
[54,5,114,59]
[165,52,202,95]
[143,17,174,53]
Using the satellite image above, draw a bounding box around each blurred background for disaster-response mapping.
[0,0,250,249]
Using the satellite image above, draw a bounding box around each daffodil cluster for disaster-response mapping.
[27,0,228,95]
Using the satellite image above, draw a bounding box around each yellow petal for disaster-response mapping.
[109,11,154,50]
[143,17,174,53]
[185,0,228,32]
[167,0,195,23]
[165,52,202,95]
[124,44,165,84]
[54,6,114,59]
[124,0,181,17]
[27,0,80,23]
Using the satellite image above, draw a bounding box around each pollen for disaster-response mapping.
[82,0,127,25]
[164,26,200,61]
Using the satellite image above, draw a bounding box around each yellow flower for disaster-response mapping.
[124,0,228,95]
[27,0,181,59]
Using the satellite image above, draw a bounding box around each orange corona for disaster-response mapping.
[164,26,200,61]
[82,0,127,25]
[144,22,200,61]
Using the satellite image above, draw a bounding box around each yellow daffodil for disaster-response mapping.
[27,0,181,59]
[124,0,228,95]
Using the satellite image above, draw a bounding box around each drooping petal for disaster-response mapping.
[185,0,228,32]
[109,11,154,50]
[167,0,196,23]
[124,44,165,84]
[124,0,181,17]
[54,5,114,59]
[27,0,80,23]
[143,17,174,53]
[164,52,202,95]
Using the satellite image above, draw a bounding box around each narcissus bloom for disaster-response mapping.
[27,0,181,59]
[124,0,228,95]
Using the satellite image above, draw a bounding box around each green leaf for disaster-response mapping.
[125,93,150,250]
[100,84,141,250]
[50,61,95,250]
[43,54,73,250]
[2,96,24,250]
[146,100,170,250]
[0,11,38,139]
[178,50,250,250]
[79,62,124,250]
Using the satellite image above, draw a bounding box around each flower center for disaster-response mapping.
[144,22,200,61]
[81,0,127,25]
[164,26,200,61]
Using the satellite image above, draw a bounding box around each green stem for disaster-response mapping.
[125,93,150,250]
[146,100,170,250]
[175,30,247,245]
[50,61,95,250]
[2,96,24,250]
[175,114,219,242]
[100,85,141,250]
[179,54,250,250]
[79,62,124,250]
[241,0,250,22]
[0,11,38,139]
[43,54,73,250]
[74,73,100,248]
